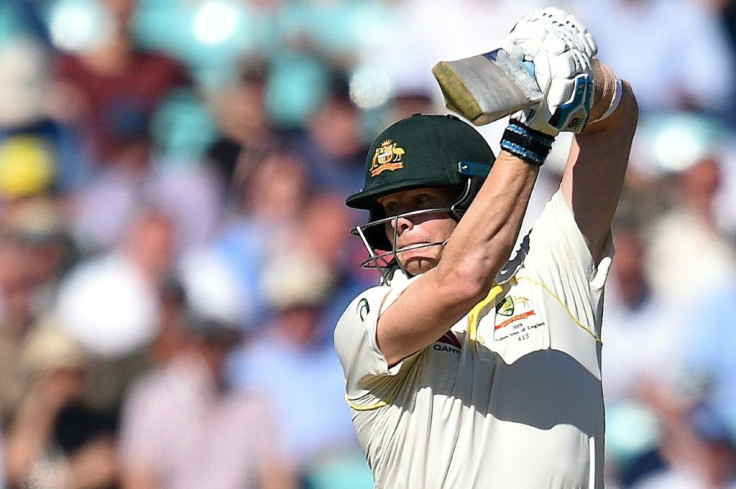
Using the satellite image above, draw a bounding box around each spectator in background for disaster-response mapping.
[146,278,190,368]
[54,206,179,416]
[48,0,192,170]
[631,401,736,489]
[293,192,373,338]
[675,278,736,445]
[186,147,313,330]
[0,228,37,423]
[287,73,368,198]
[118,306,296,489]
[0,197,76,424]
[228,251,369,487]
[0,37,87,195]
[68,134,224,256]
[50,0,223,257]
[206,60,282,196]
[645,155,736,304]
[4,318,118,489]
[603,217,685,399]
[384,86,440,125]
[3,198,77,310]
[600,217,685,487]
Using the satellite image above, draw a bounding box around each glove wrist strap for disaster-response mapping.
[593,76,623,123]
[500,120,556,166]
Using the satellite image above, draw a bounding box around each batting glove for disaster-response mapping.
[502,8,598,136]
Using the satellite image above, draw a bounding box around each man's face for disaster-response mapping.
[377,186,458,276]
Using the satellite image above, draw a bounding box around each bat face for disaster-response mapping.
[432,47,542,126]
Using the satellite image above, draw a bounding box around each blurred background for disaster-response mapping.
[0,0,735,488]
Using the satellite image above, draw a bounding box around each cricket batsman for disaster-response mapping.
[334,7,638,488]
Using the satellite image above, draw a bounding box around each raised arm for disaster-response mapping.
[376,152,539,366]
[561,62,639,262]
[375,9,602,366]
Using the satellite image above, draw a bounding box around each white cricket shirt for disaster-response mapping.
[334,190,613,489]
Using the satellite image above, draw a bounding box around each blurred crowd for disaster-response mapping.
[0,0,735,488]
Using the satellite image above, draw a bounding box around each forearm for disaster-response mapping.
[378,154,538,366]
[438,152,539,295]
[120,470,159,489]
[5,402,57,486]
[562,69,639,260]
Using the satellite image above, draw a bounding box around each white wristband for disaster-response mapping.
[595,76,623,122]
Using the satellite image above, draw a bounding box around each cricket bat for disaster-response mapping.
[432,48,543,126]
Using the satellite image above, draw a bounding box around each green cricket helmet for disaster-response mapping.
[346,114,495,279]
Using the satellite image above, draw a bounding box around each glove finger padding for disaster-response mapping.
[525,8,597,58]
[507,8,597,135]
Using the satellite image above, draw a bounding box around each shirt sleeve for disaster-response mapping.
[333,274,423,409]
[521,190,614,337]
